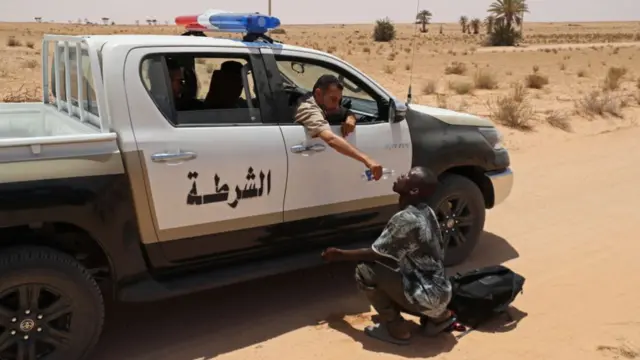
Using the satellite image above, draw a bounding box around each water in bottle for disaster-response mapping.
[362,168,395,181]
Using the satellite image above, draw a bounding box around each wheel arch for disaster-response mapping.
[440,165,495,209]
[0,220,115,280]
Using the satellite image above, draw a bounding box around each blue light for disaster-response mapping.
[208,13,281,34]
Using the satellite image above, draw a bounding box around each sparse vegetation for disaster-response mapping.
[575,90,624,118]
[459,16,469,34]
[545,110,572,132]
[525,73,549,89]
[422,80,437,95]
[445,61,468,75]
[373,17,396,42]
[603,66,628,91]
[449,80,474,95]
[488,82,536,130]
[474,69,499,89]
[6,37,21,47]
[416,10,432,33]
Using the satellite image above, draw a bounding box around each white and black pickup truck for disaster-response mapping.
[0,32,513,359]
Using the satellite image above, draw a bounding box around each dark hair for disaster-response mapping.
[410,166,438,197]
[312,74,344,93]
[165,57,180,71]
[220,60,243,74]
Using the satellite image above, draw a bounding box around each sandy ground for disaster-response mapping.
[88,125,640,360]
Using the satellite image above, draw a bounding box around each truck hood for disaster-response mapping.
[408,104,494,127]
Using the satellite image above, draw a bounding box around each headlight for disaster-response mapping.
[478,127,504,150]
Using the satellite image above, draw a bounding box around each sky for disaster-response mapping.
[1,0,639,25]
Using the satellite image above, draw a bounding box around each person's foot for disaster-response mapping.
[386,318,412,340]
[422,311,456,337]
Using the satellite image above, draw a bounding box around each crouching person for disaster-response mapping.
[321,166,455,345]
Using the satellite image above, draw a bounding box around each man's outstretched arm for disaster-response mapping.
[295,105,381,176]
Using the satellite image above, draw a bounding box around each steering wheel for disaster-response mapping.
[337,75,363,93]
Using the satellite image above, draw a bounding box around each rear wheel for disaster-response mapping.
[0,246,104,360]
[428,174,486,266]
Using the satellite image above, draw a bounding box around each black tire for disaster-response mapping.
[0,246,104,360]
[428,174,486,267]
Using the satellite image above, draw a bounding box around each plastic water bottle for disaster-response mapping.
[362,168,395,181]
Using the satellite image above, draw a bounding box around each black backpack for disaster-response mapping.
[447,265,525,328]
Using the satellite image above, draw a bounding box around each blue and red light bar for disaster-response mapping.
[175,10,281,34]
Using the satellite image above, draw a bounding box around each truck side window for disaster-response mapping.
[140,53,261,126]
[275,57,381,119]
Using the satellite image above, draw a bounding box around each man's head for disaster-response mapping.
[393,166,438,206]
[219,60,244,101]
[312,74,344,114]
[166,59,184,99]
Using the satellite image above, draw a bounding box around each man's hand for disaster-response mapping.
[321,247,344,262]
[341,114,356,137]
[365,159,383,181]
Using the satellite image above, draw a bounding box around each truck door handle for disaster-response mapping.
[151,151,197,162]
[290,144,326,154]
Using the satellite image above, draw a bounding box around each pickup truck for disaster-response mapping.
[0,32,513,359]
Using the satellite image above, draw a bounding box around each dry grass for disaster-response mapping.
[473,69,499,90]
[596,343,639,359]
[444,61,467,75]
[575,90,625,118]
[488,83,536,131]
[545,110,572,132]
[448,80,474,95]
[1,85,41,103]
[525,72,550,89]
[422,80,437,95]
[603,66,628,91]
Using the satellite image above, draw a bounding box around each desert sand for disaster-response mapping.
[1,20,640,359]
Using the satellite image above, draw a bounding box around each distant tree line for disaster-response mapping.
[374,0,529,46]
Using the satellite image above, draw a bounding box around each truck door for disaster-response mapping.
[123,45,287,263]
[260,48,413,247]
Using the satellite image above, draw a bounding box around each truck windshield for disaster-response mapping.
[50,44,99,117]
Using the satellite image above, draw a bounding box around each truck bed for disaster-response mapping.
[0,102,123,183]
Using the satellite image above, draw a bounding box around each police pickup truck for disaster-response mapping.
[0,13,513,360]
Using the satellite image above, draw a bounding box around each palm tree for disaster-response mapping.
[470,18,481,34]
[487,0,529,30]
[416,10,433,33]
[459,16,468,34]
[484,15,495,34]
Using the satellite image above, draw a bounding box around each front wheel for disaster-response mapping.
[0,246,105,360]
[428,174,486,266]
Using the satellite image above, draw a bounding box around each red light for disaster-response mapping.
[175,15,206,30]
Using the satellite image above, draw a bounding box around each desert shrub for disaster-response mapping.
[488,83,535,130]
[373,18,396,42]
[575,90,623,118]
[487,22,522,46]
[6,37,21,47]
[449,80,474,95]
[473,69,499,89]
[525,73,549,89]
[444,61,467,75]
[270,28,286,34]
[422,80,437,95]
[545,110,572,132]
[603,66,628,91]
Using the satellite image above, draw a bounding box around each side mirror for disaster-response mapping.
[389,99,407,123]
